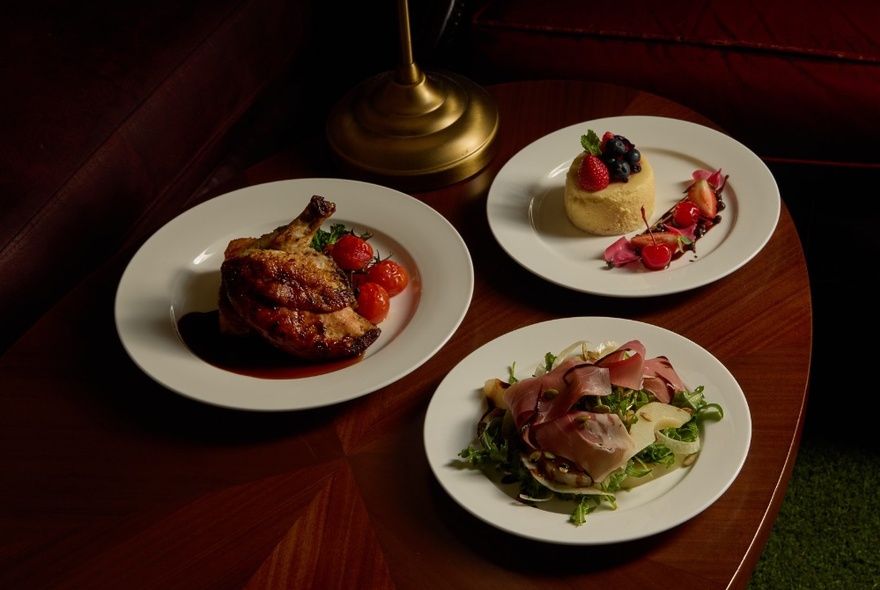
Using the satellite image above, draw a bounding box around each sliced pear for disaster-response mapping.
[482,378,509,409]
[628,402,692,453]
[623,402,696,489]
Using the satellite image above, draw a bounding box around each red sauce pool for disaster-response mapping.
[177,310,362,379]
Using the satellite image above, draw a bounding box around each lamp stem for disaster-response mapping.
[395,0,420,85]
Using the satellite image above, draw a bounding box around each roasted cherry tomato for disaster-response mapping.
[356,282,390,324]
[331,234,374,271]
[349,271,367,289]
[365,259,409,296]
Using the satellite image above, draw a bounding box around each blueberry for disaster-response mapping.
[607,159,631,181]
[603,138,627,158]
[615,135,634,150]
[625,148,641,165]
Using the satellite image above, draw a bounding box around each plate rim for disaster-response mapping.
[486,115,780,297]
[424,316,752,544]
[114,177,473,411]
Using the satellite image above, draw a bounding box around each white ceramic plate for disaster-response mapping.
[424,316,751,544]
[115,178,473,411]
[487,116,780,297]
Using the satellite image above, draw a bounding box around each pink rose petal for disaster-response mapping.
[604,236,639,267]
[692,168,725,190]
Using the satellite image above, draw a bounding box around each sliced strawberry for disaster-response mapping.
[630,231,688,253]
[686,178,718,218]
[578,154,610,192]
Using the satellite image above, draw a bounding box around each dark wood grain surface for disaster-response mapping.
[0,80,811,589]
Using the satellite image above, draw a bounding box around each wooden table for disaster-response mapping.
[0,80,811,589]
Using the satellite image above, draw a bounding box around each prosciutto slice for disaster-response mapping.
[643,356,687,403]
[532,411,637,483]
[504,357,580,433]
[596,339,646,390]
[500,339,690,485]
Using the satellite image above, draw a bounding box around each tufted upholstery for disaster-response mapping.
[451,0,880,169]
[0,0,313,351]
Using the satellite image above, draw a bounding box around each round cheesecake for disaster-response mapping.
[564,153,656,236]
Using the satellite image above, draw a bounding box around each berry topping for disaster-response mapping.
[600,131,616,151]
[607,159,631,181]
[579,129,641,184]
[578,154,610,192]
[604,137,628,158]
[625,148,641,168]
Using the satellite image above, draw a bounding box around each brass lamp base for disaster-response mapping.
[325,65,500,192]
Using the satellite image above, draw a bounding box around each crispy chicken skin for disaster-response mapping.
[219,195,380,361]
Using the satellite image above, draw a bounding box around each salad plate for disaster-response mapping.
[424,316,751,545]
[486,116,780,297]
[115,178,473,411]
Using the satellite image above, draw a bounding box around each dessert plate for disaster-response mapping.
[424,316,751,545]
[115,178,473,411]
[486,116,780,297]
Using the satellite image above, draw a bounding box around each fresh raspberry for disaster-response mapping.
[578,154,610,192]
[600,131,616,152]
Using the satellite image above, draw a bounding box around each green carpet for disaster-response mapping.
[747,164,880,589]
[748,431,880,589]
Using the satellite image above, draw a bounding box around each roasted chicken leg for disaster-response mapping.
[219,195,380,361]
